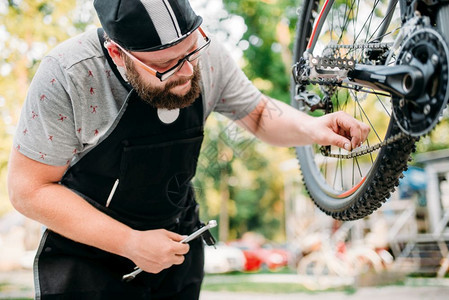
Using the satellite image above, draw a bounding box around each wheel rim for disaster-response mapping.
[293,0,402,200]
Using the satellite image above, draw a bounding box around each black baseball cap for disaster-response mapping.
[94,0,203,52]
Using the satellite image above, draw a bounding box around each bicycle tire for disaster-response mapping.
[291,0,420,220]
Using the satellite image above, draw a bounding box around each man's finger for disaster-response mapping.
[328,133,352,151]
[165,230,184,242]
[350,127,362,149]
[173,254,186,265]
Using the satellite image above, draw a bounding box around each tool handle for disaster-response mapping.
[180,220,217,243]
[122,267,142,282]
[122,220,217,281]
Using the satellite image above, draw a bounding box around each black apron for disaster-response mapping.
[34,29,205,299]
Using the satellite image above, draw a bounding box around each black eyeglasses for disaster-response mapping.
[112,27,210,82]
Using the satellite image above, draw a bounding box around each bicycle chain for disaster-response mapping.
[310,55,356,70]
[296,43,408,159]
[325,42,392,50]
[321,132,407,159]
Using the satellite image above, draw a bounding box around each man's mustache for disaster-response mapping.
[166,75,194,90]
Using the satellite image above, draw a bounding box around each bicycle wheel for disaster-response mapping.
[291,0,419,220]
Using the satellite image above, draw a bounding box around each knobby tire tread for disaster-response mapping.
[298,127,417,221]
[292,0,419,220]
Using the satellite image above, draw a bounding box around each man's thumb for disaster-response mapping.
[332,135,352,151]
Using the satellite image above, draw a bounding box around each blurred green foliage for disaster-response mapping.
[0,0,297,242]
[192,0,302,241]
[193,115,294,242]
[0,0,98,214]
[2,0,448,243]
[222,0,299,103]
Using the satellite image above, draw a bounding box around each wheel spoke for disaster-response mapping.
[367,0,400,43]
[310,0,396,189]
[293,0,417,220]
[354,0,382,44]
[355,98,383,142]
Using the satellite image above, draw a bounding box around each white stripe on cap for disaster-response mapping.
[140,0,183,45]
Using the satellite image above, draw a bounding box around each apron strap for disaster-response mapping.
[97,28,132,92]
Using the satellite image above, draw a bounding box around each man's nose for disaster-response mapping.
[176,59,194,77]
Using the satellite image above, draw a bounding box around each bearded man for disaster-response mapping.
[8,0,369,299]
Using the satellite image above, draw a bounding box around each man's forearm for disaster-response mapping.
[237,96,315,147]
[10,182,133,258]
[8,149,192,274]
[236,95,369,150]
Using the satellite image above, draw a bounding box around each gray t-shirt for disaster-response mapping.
[14,28,262,166]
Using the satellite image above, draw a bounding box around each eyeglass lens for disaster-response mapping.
[159,37,210,81]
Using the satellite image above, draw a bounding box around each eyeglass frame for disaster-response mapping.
[109,27,210,82]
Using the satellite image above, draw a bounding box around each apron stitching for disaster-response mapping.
[67,29,133,169]
[34,229,49,300]
[67,94,131,169]
[48,43,206,294]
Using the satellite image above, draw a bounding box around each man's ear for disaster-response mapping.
[105,42,125,67]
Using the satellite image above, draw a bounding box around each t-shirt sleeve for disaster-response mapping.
[14,56,81,166]
[200,38,263,121]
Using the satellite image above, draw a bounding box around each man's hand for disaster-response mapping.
[236,96,370,149]
[307,111,370,151]
[8,150,190,275]
[124,229,190,274]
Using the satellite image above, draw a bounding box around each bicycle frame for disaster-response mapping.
[306,0,399,54]
[292,0,449,220]
[303,0,448,100]
[307,0,449,55]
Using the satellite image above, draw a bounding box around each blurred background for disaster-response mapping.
[0,0,449,298]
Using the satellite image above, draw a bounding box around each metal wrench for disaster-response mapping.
[122,220,217,282]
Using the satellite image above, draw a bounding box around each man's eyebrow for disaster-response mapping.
[150,37,198,64]
[150,57,176,64]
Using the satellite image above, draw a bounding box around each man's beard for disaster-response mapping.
[124,58,201,110]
